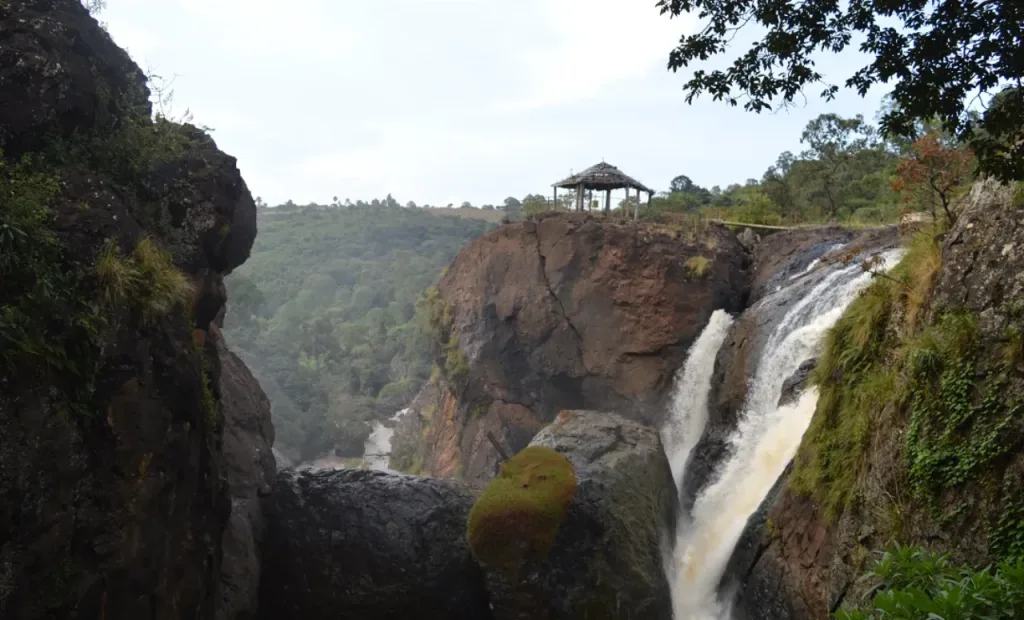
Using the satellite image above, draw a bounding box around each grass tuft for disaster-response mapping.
[685,255,711,278]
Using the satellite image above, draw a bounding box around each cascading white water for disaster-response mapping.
[661,310,735,489]
[362,408,411,471]
[665,248,905,620]
[299,407,411,472]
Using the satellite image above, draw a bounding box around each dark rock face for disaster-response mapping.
[416,213,751,481]
[0,0,149,158]
[258,469,493,620]
[483,410,677,620]
[214,326,275,620]
[0,2,259,618]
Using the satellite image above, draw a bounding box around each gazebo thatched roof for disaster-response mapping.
[553,162,653,193]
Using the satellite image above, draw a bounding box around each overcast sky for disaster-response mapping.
[99,0,890,207]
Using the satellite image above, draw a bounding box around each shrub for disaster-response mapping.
[466,446,577,574]
[836,545,1024,620]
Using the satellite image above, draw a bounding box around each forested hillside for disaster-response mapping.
[222,203,494,462]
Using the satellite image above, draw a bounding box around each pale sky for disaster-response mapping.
[98,0,890,207]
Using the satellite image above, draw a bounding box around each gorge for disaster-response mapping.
[2,2,1022,619]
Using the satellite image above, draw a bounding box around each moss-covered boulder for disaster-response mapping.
[479,411,678,620]
[467,446,577,573]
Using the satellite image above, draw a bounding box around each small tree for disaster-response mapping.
[890,132,974,226]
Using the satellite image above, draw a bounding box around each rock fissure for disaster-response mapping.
[531,226,591,375]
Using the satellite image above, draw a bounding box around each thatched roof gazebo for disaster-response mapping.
[553,162,654,219]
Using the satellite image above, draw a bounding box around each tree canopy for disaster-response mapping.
[656,0,1024,180]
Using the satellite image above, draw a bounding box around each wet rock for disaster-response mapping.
[257,469,492,620]
[482,410,677,620]
[0,2,258,618]
[738,227,758,249]
[779,358,817,407]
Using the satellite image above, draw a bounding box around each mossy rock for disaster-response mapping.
[466,446,577,573]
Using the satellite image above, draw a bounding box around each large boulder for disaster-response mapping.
[257,469,492,620]
[476,410,677,620]
[411,213,751,481]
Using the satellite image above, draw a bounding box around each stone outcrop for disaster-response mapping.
[214,328,276,620]
[482,411,677,620]
[257,469,492,620]
[407,213,750,482]
[0,2,263,618]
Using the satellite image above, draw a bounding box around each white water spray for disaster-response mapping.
[362,408,411,470]
[661,310,735,489]
[299,407,411,472]
[665,249,905,619]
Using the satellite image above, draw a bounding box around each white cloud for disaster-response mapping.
[98,0,889,207]
[492,0,696,113]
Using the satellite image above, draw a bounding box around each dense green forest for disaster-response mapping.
[223,203,494,462]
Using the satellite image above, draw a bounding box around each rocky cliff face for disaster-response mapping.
[397,213,750,482]
[725,180,1024,619]
[0,2,268,618]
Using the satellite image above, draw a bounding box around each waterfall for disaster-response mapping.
[362,408,411,471]
[660,310,735,490]
[664,248,905,619]
[299,407,411,472]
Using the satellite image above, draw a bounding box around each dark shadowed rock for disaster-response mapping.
[0,2,258,618]
[481,410,677,620]
[0,0,149,158]
[213,327,275,620]
[258,469,493,620]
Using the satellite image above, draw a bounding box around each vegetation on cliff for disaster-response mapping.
[222,203,493,461]
[783,181,1024,617]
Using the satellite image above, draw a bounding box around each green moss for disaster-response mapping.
[466,446,577,573]
[792,227,945,519]
[685,255,711,278]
